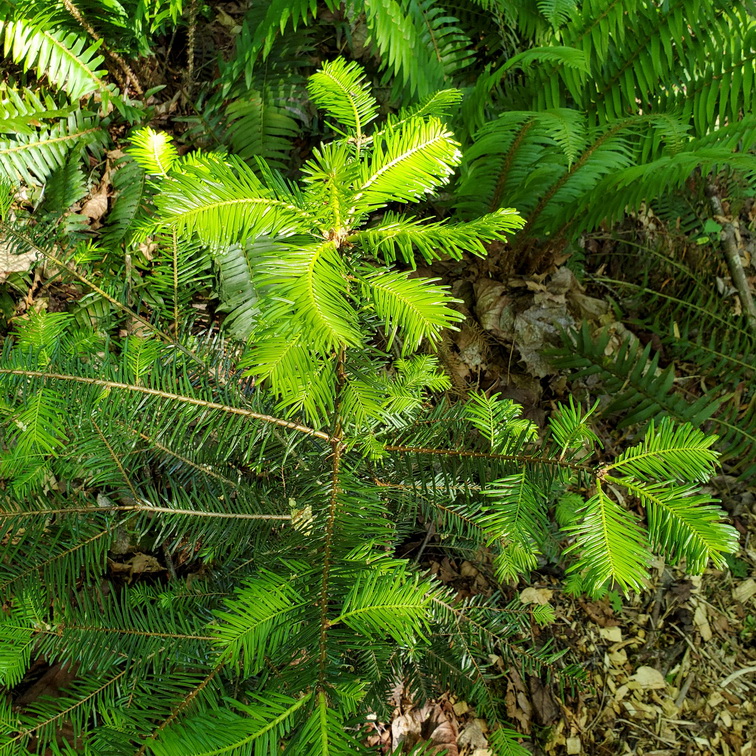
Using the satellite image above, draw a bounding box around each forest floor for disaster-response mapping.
[365,252,756,756]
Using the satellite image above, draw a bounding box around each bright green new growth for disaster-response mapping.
[0,59,738,755]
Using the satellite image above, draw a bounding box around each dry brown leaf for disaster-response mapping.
[529,675,560,725]
[599,626,623,643]
[81,188,109,222]
[458,720,488,750]
[694,603,713,641]
[519,586,553,605]
[0,237,37,281]
[631,666,666,690]
[734,579,756,604]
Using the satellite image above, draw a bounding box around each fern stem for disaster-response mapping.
[0,368,332,441]
[60,0,144,95]
[706,185,756,333]
[183,0,198,98]
[490,120,533,212]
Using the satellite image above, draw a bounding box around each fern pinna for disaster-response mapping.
[0,60,738,755]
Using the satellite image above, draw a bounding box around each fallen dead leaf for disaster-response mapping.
[0,236,37,281]
[694,603,713,641]
[520,586,553,605]
[458,720,488,749]
[734,579,756,604]
[529,675,560,725]
[631,666,666,690]
[599,626,623,643]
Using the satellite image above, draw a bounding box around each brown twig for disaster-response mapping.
[706,185,756,333]
[182,0,198,98]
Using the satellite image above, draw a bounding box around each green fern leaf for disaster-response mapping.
[1,15,113,101]
[0,112,102,185]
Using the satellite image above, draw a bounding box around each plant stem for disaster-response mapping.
[61,0,144,95]
[706,185,756,333]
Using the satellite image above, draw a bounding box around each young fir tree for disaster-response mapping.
[0,59,738,755]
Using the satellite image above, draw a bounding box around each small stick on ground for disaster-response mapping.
[706,184,756,333]
[183,0,198,99]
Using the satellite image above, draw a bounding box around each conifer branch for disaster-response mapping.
[0,505,290,521]
[0,368,332,441]
[91,415,141,501]
[0,526,113,592]
[384,444,592,473]
[133,664,223,756]
[5,669,127,748]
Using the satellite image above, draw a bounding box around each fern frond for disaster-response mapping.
[0,87,73,134]
[1,13,114,101]
[225,92,300,170]
[362,0,430,97]
[550,323,723,429]
[0,112,102,185]
[102,153,145,244]
[407,0,474,83]
[243,0,321,60]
